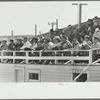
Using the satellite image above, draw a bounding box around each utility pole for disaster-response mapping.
[11,30,13,39]
[35,24,37,36]
[56,19,58,29]
[48,22,56,30]
[72,3,87,29]
[48,19,58,30]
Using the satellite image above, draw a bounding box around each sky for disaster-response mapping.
[0,1,100,36]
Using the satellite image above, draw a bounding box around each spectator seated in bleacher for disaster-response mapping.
[93,16,99,28]
[92,28,100,43]
[0,38,8,63]
[72,37,80,49]
[80,35,91,50]
[52,36,61,50]
[1,38,8,51]
[60,36,72,50]
[1,16,100,65]
[84,35,92,50]
[92,37,100,49]
[15,39,23,51]
[50,29,55,42]
[21,37,31,51]
[72,37,81,56]
[35,36,45,51]
[30,37,38,50]
[8,39,15,51]
[44,37,54,50]
[92,37,100,62]
[29,37,39,57]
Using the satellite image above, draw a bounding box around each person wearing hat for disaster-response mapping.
[80,36,91,50]
[21,37,31,50]
[50,29,55,42]
[92,28,100,43]
[0,41,2,49]
[93,16,99,28]
[8,39,15,51]
[15,38,23,51]
[44,37,54,50]
[30,37,38,50]
[84,35,92,50]
[52,36,61,50]
[61,36,72,50]
[92,37,100,62]
[38,35,45,41]
[1,39,8,51]
[92,37,100,49]
[72,37,80,48]
[53,36,61,44]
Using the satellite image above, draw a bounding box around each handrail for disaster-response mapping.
[73,60,97,82]
[73,48,100,82]
[0,49,90,52]
[0,49,91,64]
[0,48,100,65]
[1,48,100,52]
[92,48,100,51]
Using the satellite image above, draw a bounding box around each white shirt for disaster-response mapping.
[21,41,31,49]
[92,42,100,48]
[92,31,100,42]
[30,44,37,50]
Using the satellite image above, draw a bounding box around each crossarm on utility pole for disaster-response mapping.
[72,3,87,29]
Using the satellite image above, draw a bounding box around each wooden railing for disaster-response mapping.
[73,48,100,82]
[0,49,93,65]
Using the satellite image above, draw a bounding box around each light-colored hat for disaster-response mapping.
[16,38,22,41]
[53,36,61,42]
[2,38,7,42]
[95,28,99,32]
[54,36,60,39]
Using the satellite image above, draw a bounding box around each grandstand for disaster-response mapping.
[0,3,100,82]
[0,16,100,82]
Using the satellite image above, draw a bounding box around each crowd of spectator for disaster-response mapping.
[0,16,100,64]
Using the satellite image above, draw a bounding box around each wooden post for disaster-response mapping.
[26,51,28,64]
[71,50,74,64]
[1,51,3,63]
[89,49,92,65]
[39,51,42,63]
[13,51,16,63]
[55,51,57,64]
